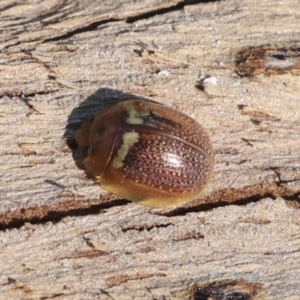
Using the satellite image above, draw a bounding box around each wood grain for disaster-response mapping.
[0,0,299,299]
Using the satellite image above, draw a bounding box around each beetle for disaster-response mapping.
[76,100,214,208]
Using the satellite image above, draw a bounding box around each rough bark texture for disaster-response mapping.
[0,0,299,299]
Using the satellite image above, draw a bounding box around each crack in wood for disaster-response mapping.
[42,0,220,42]
[121,222,173,232]
[1,89,59,98]
[0,197,128,231]
[126,0,219,23]
[43,17,120,42]
[0,176,298,231]
[105,272,167,288]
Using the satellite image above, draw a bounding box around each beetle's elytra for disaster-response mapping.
[76,100,214,208]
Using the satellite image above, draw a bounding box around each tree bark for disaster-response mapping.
[0,0,299,299]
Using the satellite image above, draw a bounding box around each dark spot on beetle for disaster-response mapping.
[143,110,181,128]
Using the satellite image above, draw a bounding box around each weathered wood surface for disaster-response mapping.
[0,0,299,299]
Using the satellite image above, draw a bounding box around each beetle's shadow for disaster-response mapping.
[64,88,153,171]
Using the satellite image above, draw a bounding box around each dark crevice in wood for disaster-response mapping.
[0,172,297,231]
[0,199,129,232]
[121,222,173,232]
[163,193,278,217]
[0,191,298,232]
[43,0,219,42]
[43,18,120,42]
[1,2,72,29]
[0,3,18,12]
[284,194,300,201]
[1,90,59,98]
[126,0,219,23]
[19,97,43,115]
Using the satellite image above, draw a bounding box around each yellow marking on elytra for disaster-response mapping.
[126,101,149,125]
[112,132,139,169]
[95,176,101,184]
